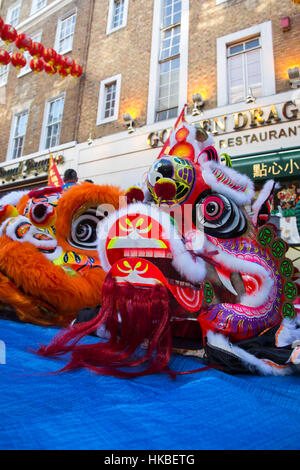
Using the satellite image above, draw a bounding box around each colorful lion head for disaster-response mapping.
[37,109,300,376]
[0,181,124,326]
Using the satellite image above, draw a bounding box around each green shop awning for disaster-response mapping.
[231,148,300,181]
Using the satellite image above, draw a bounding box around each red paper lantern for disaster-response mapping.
[55,54,64,70]
[0,49,10,66]
[15,33,32,52]
[43,48,57,65]
[58,66,69,78]
[1,24,17,45]
[30,57,44,74]
[44,62,57,75]
[63,56,74,73]
[71,63,83,78]
[11,52,27,70]
[29,41,44,58]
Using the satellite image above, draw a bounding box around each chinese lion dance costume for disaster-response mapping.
[37,109,300,376]
[0,181,123,326]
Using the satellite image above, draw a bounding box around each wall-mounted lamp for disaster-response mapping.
[288,67,300,89]
[246,87,256,103]
[123,113,135,133]
[192,93,205,116]
[87,131,94,146]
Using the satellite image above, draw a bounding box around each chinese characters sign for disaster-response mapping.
[232,152,300,181]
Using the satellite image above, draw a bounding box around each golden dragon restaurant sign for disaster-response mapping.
[147,100,300,180]
[147,101,299,148]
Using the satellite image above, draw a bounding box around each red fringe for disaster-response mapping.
[37,275,175,378]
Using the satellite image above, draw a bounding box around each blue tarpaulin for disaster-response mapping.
[0,318,299,450]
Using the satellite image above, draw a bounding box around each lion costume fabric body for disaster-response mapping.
[36,110,300,376]
[0,182,123,326]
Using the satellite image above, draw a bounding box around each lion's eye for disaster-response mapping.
[193,192,247,239]
[69,208,105,250]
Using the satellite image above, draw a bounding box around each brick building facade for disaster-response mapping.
[0,0,92,190]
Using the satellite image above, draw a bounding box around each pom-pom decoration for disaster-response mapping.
[71,62,83,78]
[29,41,44,58]
[43,47,57,65]
[11,52,27,70]
[30,57,44,74]
[0,49,11,66]
[125,186,145,204]
[154,178,177,203]
[1,24,17,45]
[15,33,32,52]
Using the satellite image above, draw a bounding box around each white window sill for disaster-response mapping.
[106,24,126,35]
[97,116,118,126]
[18,69,32,78]
[56,47,73,56]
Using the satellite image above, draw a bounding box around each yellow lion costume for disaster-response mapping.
[0,182,123,326]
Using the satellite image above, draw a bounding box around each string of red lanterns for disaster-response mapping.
[0,16,83,78]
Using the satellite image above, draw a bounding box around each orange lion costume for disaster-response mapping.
[0,182,123,326]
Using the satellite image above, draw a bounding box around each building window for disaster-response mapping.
[97,74,122,125]
[41,96,65,150]
[8,111,29,160]
[31,0,47,14]
[147,0,189,124]
[217,21,275,107]
[106,0,129,34]
[55,12,77,55]
[227,37,262,104]
[156,0,182,122]
[6,2,21,27]
[0,62,10,87]
[18,31,42,77]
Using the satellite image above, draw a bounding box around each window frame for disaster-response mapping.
[7,109,29,161]
[96,74,122,125]
[227,36,263,104]
[6,1,22,27]
[18,30,43,78]
[147,0,189,125]
[106,0,129,35]
[0,61,10,88]
[54,9,77,55]
[217,21,275,107]
[39,93,65,151]
[30,0,47,15]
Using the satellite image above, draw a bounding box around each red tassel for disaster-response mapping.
[37,276,174,377]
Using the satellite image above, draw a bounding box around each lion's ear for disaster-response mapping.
[200,159,255,206]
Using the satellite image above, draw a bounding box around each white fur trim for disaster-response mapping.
[206,330,293,376]
[276,318,300,347]
[0,215,62,260]
[200,160,254,206]
[0,190,29,208]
